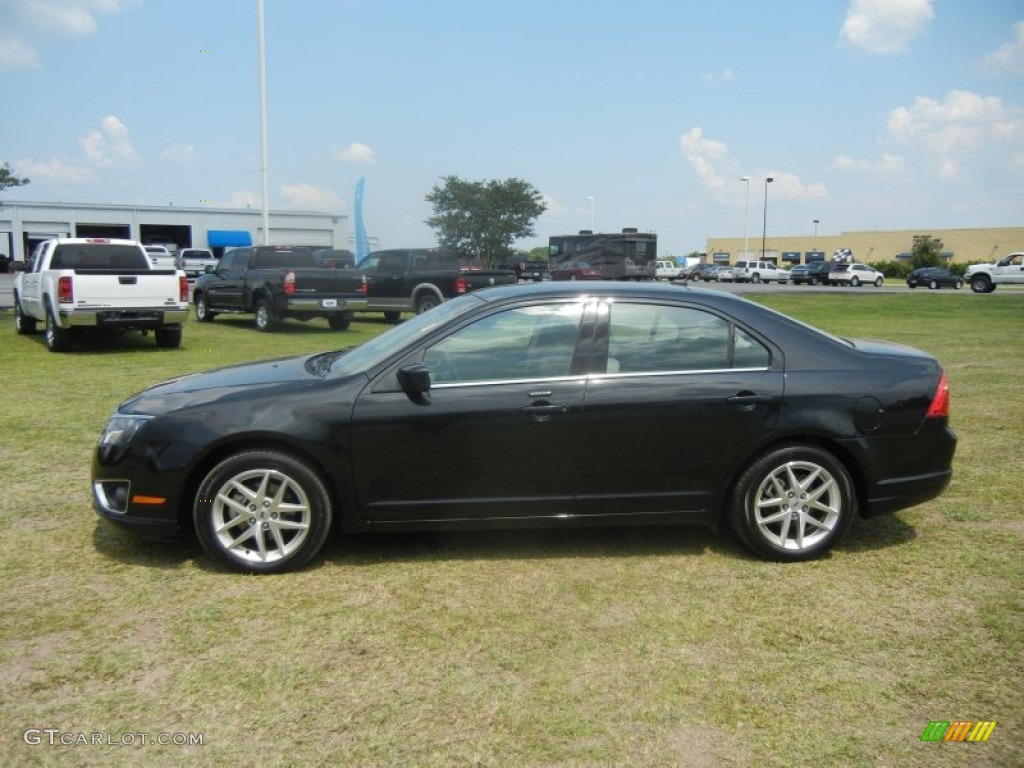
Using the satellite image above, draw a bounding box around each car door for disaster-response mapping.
[575,300,784,519]
[350,300,591,522]
[18,245,45,317]
[996,253,1024,284]
[205,249,249,309]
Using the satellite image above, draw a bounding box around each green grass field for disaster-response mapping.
[0,293,1021,767]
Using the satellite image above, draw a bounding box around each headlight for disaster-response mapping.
[98,414,154,447]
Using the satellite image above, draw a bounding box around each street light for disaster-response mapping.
[584,196,595,231]
[813,218,819,258]
[740,177,750,259]
[761,177,774,259]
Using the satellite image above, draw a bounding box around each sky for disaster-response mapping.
[1,0,1022,255]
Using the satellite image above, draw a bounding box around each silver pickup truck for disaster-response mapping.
[13,238,188,351]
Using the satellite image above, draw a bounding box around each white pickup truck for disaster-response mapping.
[175,247,219,278]
[13,238,189,351]
[965,252,1024,293]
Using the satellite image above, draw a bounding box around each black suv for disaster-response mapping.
[789,261,834,285]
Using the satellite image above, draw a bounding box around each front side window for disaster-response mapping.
[423,303,585,384]
[606,303,769,373]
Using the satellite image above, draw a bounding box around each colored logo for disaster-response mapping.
[921,721,997,742]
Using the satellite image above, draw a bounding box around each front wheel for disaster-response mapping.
[875,277,884,287]
[14,299,37,335]
[383,311,401,324]
[193,450,333,574]
[728,444,856,562]
[955,280,963,290]
[970,275,993,294]
[929,280,938,290]
[194,294,216,323]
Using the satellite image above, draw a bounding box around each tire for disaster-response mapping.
[809,277,818,286]
[14,298,37,335]
[44,305,73,352]
[751,273,761,284]
[254,298,278,331]
[955,280,963,290]
[327,313,351,331]
[728,444,856,562]
[383,311,401,324]
[970,275,992,294]
[850,276,860,287]
[415,293,441,314]
[155,326,182,348]
[929,280,938,290]
[875,277,884,287]
[194,293,216,323]
[193,450,333,574]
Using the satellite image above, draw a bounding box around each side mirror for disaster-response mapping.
[12,261,26,272]
[205,265,215,273]
[397,364,431,404]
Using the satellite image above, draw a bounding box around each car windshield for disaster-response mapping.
[310,293,487,376]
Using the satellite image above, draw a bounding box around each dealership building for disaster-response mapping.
[704,226,1023,266]
[0,200,350,263]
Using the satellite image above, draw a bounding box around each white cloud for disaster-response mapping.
[702,68,735,85]
[0,33,40,69]
[886,90,1023,177]
[333,142,377,164]
[17,156,95,183]
[761,172,829,201]
[679,126,734,190]
[981,21,1024,76]
[79,115,139,166]
[227,190,260,208]
[162,143,198,163]
[0,1,139,68]
[829,153,906,177]
[540,194,567,216]
[280,183,344,210]
[840,0,934,56]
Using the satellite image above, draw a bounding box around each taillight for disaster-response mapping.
[926,371,950,418]
[179,275,188,303]
[454,275,467,294]
[360,274,367,297]
[58,275,74,304]
[283,271,296,295]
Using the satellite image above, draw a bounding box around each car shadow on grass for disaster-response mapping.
[92,513,920,573]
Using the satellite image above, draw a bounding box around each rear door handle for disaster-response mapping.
[521,404,569,415]
[726,393,779,408]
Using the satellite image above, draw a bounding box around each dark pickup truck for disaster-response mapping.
[191,245,368,331]
[357,248,517,322]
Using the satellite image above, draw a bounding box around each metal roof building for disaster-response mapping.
[0,200,349,262]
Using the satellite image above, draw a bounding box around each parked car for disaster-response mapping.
[655,260,682,280]
[829,263,885,287]
[682,263,718,282]
[714,266,737,282]
[906,267,964,290]
[509,260,549,282]
[143,245,176,270]
[175,248,219,278]
[733,260,789,284]
[92,282,956,574]
[550,260,603,280]
[789,261,834,286]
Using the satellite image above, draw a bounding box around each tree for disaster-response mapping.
[0,162,30,193]
[425,176,546,266]
[910,235,944,269]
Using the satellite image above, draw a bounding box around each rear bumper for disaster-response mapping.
[60,307,188,329]
[283,297,368,313]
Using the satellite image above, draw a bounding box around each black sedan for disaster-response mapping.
[906,267,964,290]
[92,282,956,573]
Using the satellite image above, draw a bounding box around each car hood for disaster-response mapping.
[118,354,326,416]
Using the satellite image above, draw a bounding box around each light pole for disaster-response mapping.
[584,196,595,232]
[740,176,750,259]
[761,177,774,259]
[813,218,819,258]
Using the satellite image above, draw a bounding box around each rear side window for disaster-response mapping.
[606,303,770,373]
[252,248,315,269]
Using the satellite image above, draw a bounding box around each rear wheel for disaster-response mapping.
[929,279,938,290]
[14,298,37,334]
[193,450,333,574]
[44,305,73,352]
[728,444,856,561]
[383,311,401,324]
[751,273,761,283]
[254,298,278,331]
[327,313,351,331]
[850,276,861,287]
[415,293,440,314]
[155,326,182,348]
[955,280,963,290]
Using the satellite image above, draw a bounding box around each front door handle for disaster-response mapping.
[521,404,569,416]
[726,392,779,410]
